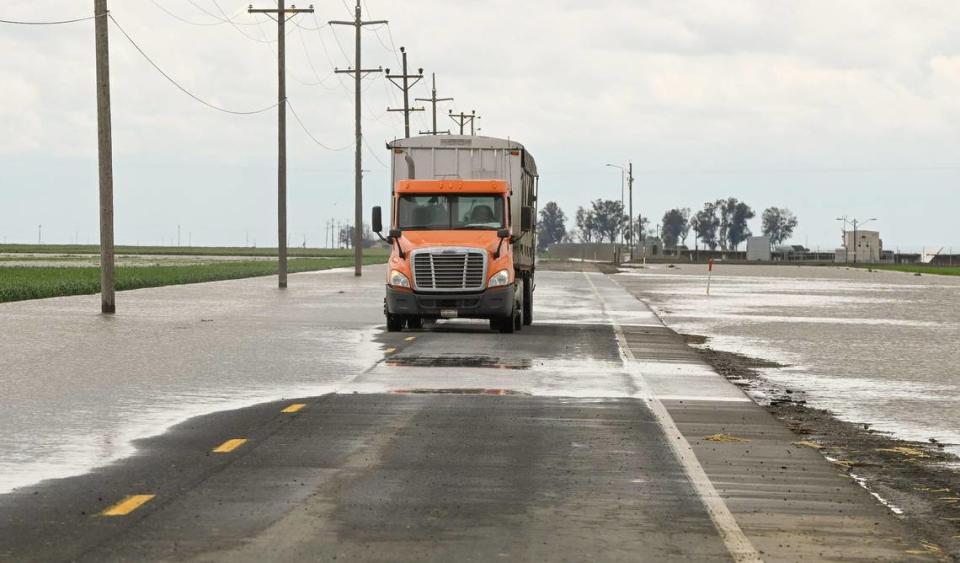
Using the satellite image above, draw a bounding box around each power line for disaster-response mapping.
[294,26,340,89]
[211,0,279,42]
[287,100,352,151]
[0,14,101,25]
[148,0,225,26]
[108,15,278,115]
[362,134,388,169]
[199,0,267,26]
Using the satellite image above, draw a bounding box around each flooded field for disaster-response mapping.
[0,253,282,268]
[615,264,960,455]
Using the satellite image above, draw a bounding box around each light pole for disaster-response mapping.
[605,163,625,247]
[836,216,877,264]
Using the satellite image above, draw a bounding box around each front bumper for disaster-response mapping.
[386,284,514,319]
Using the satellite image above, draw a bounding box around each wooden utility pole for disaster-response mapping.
[249,3,314,289]
[449,110,478,135]
[628,161,634,260]
[332,1,386,277]
[416,74,453,135]
[94,0,115,313]
[385,47,424,138]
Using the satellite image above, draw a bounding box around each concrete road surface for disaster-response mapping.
[0,267,939,561]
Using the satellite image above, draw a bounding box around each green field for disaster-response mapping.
[856,264,960,276]
[0,244,388,259]
[0,256,385,303]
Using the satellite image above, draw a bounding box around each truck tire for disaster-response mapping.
[522,275,533,326]
[406,316,423,330]
[492,310,515,333]
[513,289,524,332]
[386,314,404,332]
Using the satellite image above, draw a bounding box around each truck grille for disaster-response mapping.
[412,250,486,291]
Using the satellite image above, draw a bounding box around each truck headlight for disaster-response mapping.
[488,269,510,288]
[389,270,410,288]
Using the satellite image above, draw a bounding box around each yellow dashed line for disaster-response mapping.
[101,494,155,516]
[384,347,397,354]
[282,403,306,413]
[404,336,416,341]
[213,438,248,453]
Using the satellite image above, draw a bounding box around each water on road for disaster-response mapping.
[616,264,960,454]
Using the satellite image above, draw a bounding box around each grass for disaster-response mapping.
[0,244,389,259]
[0,256,386,304]
[855,264,960,276]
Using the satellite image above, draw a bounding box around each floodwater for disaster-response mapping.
[0,268,652,494]
[615,264,960,454]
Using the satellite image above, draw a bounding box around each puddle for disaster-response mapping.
[390,388,530,396]
[385,354,532,370]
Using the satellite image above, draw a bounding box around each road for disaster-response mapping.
[0,267,939,561]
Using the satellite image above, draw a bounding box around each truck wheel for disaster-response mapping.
[386,314,404,332]
[492,311,515,334]
[406,316,423,330]
[513,290,523,332]
[522,276,533,326]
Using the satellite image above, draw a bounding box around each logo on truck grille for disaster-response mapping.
[411,248,487,292]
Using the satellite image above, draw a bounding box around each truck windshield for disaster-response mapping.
[397,195,505,230]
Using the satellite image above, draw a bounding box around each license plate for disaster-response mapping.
[440,309,458,319]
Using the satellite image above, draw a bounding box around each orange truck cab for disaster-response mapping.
[371,136,538,333]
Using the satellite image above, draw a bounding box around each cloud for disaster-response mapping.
[1,0,959,248]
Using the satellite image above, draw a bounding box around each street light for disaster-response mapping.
[836,216,878,264]
[605,163,625,247]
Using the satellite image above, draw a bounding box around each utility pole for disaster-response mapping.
[416,73,453,135]
[331,1,386,276]
[177,224,181,247]
[249,3,314,289]
[385,47,423,138]
[37,224,42,245]
[628,161,634,260]
[449,110,478,135]
[94,0,115,314]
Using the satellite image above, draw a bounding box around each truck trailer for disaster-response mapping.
[371,135,538,333]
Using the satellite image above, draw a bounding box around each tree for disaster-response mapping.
[661,208,690,248]
[590,199,625,244]
[728,201,755,250]
[714,198,754,250]
[761,207,799,245]
[338,225,353,249]
[575,206,596,243]
[537,202,567,252]
[693,202,720,250]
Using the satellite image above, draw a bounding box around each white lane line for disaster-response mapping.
[583,272,763,563]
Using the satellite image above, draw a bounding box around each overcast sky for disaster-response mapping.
[3,0,960,251]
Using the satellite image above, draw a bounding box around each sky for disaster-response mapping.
[2,0,960,252]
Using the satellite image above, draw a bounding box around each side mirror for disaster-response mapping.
[389,228,402,239]
[494,228,510,259]
[372,206,383,233]
[521,206,534,232]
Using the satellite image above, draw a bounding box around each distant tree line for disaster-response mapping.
[535,199,799,252]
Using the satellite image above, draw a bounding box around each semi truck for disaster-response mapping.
[371,135,539,333]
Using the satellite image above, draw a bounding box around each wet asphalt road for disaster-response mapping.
[0,267,941,561]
